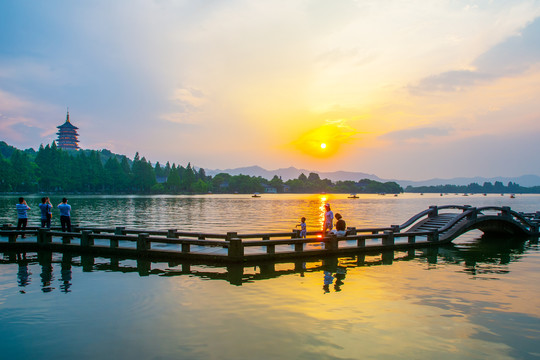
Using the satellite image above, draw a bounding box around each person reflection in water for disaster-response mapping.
[40,263,54,293]
[60,266,72,293]
[334,267,347,292]
[323,271,334,293]
[323,267,347,293]
[17,254,31,293]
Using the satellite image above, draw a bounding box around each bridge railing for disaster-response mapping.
[397,205,471,232]
[476,206,539,232]
[436,208,477,235]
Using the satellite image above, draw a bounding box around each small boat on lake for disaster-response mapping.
[252,193,261,198]
[348,194,359,199]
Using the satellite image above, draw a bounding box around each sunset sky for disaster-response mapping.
[1,0,540,180]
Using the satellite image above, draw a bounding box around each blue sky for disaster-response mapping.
[1,0,540,180]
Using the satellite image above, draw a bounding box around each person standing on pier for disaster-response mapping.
[58,198,72,232]
[39,197,53,228]
[16,197,31,238]
[323,203,334,234]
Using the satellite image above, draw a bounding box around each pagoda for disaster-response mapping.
[56,110,80,150]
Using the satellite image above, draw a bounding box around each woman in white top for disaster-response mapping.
[323,203,334,234]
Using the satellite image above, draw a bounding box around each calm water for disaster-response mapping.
[1,193,539,359]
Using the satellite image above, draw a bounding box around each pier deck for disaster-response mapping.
[1,205,539,263]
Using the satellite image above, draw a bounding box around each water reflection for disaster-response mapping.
[322,267,347,293]
[60,254,72,293]
[2,235,535,292]
[38,252,54,293]
[16,253,30,292]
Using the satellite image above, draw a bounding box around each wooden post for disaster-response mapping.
[228,238,244,259]
[325,234,338,251]
[167,229,178,238]
[391,225,400,233]
[294,242,303,252]
[292,229,300,239]
[182,242,191,253]
[137,233,150,252]
[226,232,238,240]
[408,234,416,244]
[227,264,243,285]
[466,207,477,220]
[357,238,365,248]
[38,228,50,244]
[137,259,151,276]
[263,235,272,253]
[428,205,438,218]
[347,227,357,235]
[501,206,511,218]
[110,236,119,249]
[81,230,93,247]
[115,226,125,235]
[9,230,17,243]
[62,232,71,244]
[428,230,439,243]
[382,230,394,246]
[382,250,394,265]
[198,234,205,240]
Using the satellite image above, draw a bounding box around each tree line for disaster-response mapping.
[405,181,540,194]
[0,141,405,194]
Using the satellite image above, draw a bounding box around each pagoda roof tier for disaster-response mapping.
[57,121,78,130]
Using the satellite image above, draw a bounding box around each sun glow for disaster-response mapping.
[290,120,358,159]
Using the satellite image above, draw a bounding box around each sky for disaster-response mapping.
[1,0,540,181]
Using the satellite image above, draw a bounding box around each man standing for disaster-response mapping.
[58,198,72,232]
[39,197,53,228]
[16,197,31,238]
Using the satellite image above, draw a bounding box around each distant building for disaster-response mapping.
[56,110,80,150]
[261,184,277,193]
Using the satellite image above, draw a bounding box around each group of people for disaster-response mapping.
[15,197,72,237]
[296,203,347,238]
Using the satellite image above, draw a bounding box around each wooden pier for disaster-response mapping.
[1,205,539,263]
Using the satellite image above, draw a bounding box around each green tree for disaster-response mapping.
[166,164,181,193]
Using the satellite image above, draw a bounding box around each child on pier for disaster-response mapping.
[296,217,307,238]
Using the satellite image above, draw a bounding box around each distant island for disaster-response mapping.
[1,140,539,195]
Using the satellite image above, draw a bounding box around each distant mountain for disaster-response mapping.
[205,166,540,187]
[205,166,384,182]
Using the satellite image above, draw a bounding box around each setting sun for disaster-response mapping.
[320,143,327,149]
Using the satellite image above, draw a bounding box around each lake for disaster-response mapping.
[0,193,539,359]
